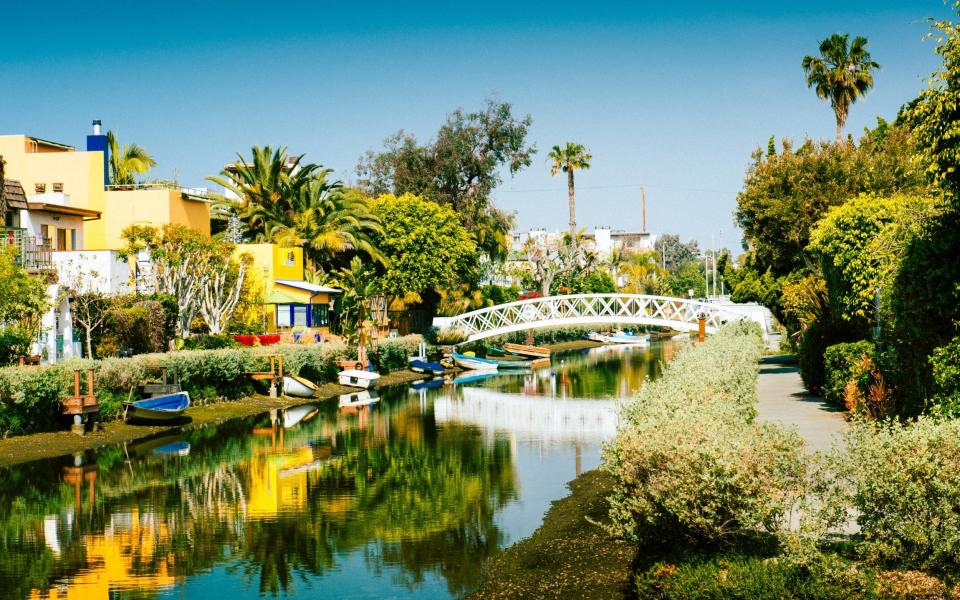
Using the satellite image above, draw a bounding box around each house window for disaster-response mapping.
[70,229,77,250]
[285,251,295,266]
[35,183,46,193]
[52,182,64,193]
[311,303,329,327]
[276,304,292,328]
[293,305,308,327]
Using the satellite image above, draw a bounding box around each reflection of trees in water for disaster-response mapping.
[4,391,518,598]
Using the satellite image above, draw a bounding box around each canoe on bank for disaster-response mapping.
[338,369,380,389]
[409,359,447,376]
[452,354,499,371]
[124,392,191,422]
[283,374,319,398]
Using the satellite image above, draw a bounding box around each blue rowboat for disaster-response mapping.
[410,359,446,376]
[452,354,499,371]
[124,392,190,422]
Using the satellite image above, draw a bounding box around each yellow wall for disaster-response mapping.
[92,189,210,250]
[273,246,303,281]
[0,135,211,250]
[236,244,305,294]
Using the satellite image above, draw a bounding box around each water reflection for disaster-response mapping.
[1,342,672,599]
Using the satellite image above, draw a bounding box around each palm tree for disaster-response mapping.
[548,143,591,232]
[106,131,157,186]
[802,34,880,144]
[208,146,319,241]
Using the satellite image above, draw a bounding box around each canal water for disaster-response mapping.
[3,342,677,599]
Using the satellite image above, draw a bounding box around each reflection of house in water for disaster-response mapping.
[247,443,326,517]
[433,387,618,444]
[31,509,177,599]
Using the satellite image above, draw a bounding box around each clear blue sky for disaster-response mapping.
[0,1,950,252]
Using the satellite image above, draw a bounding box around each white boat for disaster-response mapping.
[338,390,380,408]
[338,369,380,389]
[282,404,320,429]
[588,331,651,345]
[282,374,319,398]
[452,354,499,371]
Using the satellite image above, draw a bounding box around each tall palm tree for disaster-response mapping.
[548,143,591,232]
[802,34,880,144]
[106,131,157,185]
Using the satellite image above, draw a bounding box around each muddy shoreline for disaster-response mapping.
[0,369,426,468]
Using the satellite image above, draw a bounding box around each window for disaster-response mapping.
[285,250,295,266]
[52,182,63,193]
[70,229,77,251]
[276,304,292,328]
[56,228,67,251]
[40,224,50,245]
[311,303,329,327]
[293,305,308,327]
[35,183,46,193]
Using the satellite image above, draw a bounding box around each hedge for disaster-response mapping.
[604,321,806,546]
[0,335,422,436]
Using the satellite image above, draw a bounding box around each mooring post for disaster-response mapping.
[698,316,706,343]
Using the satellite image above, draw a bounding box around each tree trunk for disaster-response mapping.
[567,169,576,232]
[85,324,93,359]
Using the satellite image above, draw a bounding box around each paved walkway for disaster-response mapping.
[755,357,847,452]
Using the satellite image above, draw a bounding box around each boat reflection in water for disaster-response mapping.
[10,341,672,600]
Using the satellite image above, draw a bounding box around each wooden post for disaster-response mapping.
[698,316,706,343]
[74,369,81,398]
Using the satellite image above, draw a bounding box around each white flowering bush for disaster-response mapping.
[604,321,806,545]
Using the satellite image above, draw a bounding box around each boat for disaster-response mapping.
[409,358,446,376]
[124,391,190,422]
[452,353,499,371]
[338,389,379,408]
[502,343,551,358]
[283,404,320,429]
[491,356,536,370]
[282,374,319,398]
[338,369,380,389]
[588,331,651,345]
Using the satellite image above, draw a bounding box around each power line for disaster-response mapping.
[495,182,738,195]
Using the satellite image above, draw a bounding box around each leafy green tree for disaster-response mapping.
[653,234,700,276]
[357,97,535,261]
[548,142,592,232]
[669,259,707,299]
[371,193,476,302]
[335,256,378,353]
[106,131,157,185]
[618,251,671,295]
[802,34,880,144]
[0,247,47,345]
[735,124,926,278]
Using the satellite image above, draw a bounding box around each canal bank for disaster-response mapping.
[0,368,427,467]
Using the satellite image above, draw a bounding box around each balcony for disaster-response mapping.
[2,227,53,271]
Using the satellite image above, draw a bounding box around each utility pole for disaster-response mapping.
[711,233,717,298]
[641,186,647,233]
[704,253,709,299]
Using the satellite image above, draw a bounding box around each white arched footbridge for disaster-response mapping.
[432,294,768,343]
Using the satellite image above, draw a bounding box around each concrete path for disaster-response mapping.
[755,357,847,452]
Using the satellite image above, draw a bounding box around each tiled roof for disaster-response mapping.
[2,179,28,211]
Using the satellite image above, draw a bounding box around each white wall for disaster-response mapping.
[53,250,130,294]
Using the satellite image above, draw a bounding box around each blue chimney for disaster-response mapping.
[86,119,109,188]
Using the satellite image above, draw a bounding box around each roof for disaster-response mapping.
[263,289,304,304]
[27,136,75,151]
[2,179,28,211]
[275,279,342,294]
[26,202,101,219]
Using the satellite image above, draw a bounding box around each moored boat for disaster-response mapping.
[124,392,190,422]
[282,374,319,398]
[588,331,651,345]
[452,353,499,371]
[409,358,446,376]
[502,343,551,358]
[338,369,380,389]
[491,357,535,370]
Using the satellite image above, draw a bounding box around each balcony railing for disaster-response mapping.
[2,227,53,270]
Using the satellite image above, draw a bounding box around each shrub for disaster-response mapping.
[823,341,875,408]
[0,330,33,365]
[798,321,831,395]
[435,328,468,345]
[605,322,806,546]
[183,334,240,350]
[929,336,960,416]
[816,417,960,573]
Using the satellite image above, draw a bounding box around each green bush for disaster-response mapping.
[797,321,831,395]
[369,340,409,373]
[815,417,960,573]
[604,322,806,546]
[823,341,875,408]
[0,330,33,365]
[0,341,350,435]
[183,334,240,350]
[929,336,960,416]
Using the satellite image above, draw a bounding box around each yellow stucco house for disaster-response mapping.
[237,243,342,336]
[0,128,210,252]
